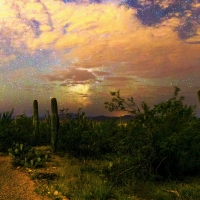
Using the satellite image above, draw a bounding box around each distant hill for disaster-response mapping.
[87,115,135,122]
[41,114,135,122]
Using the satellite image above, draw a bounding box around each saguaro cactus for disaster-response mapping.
[51,98,59,152]
[33,100,39,144]
[198,90,200,103]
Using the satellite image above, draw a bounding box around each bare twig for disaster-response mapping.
[156,156,168,175]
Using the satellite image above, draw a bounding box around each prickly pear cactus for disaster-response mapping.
[8,143,48,168]
[51,98,59,152]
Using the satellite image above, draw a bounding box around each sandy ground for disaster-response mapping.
[0,155,50,200]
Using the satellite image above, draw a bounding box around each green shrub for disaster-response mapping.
[57,110,119,158]
[13,113,35,145]
[8,143,48,168]
[38,121,51,145]
[0,110,51,150]
[104,87,200,180]
[56,87,200,184]
[0,109,15,151]
[67,172,115,200]
[0,112,36,151]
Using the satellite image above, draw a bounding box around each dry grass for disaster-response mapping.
[26,146,200,200]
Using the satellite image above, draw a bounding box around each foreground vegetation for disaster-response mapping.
[0,87,200,199]
[28,147,200,200]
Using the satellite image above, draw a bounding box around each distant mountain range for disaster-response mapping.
[56,114,135,122]
[87,115,135,122]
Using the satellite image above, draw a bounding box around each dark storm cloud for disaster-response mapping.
[43,67,96,82]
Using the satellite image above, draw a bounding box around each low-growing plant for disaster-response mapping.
[8,143,48,168]
[134,178,200,200]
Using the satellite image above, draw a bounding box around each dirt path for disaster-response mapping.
[0,155,50,200]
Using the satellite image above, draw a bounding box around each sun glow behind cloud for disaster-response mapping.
[0,0,200,116]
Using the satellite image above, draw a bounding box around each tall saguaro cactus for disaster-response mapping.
[51,98,59,152]
[33,100,39,144]
[198,90,200,103]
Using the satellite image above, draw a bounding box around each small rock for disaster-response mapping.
[62,197,69,200]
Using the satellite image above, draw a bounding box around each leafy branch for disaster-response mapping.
[104,90,150,116]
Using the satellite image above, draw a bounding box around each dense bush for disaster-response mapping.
[0,109,15,151]
[57,110,119,158]
[38,121,51,145]
[0,111,51,151]
[0,111,36,151]
[58,87,200,183]
[13,113,35,145]
[104,87,200,180]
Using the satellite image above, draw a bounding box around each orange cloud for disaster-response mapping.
[2,0,198,80]
[1,0,200,116]
[43,67,96,83]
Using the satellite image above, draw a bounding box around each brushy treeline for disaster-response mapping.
[57,87,200,184]
[1,87,200,185]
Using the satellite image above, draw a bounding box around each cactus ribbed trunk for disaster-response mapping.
[33,100,39,144]
[51,98,59,153]
[198,90,200,103]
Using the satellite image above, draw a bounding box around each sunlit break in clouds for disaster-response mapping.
[0,0,200,117]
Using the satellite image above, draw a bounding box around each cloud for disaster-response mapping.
[2,0,199,81]
[105,76,136,81]
[0,0,200,116]
[54,33,87,50]
[0,54,16,67]
[43,67,96,83]
[93,71,110,76]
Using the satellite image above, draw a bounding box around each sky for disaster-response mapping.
[0,0,200,117]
